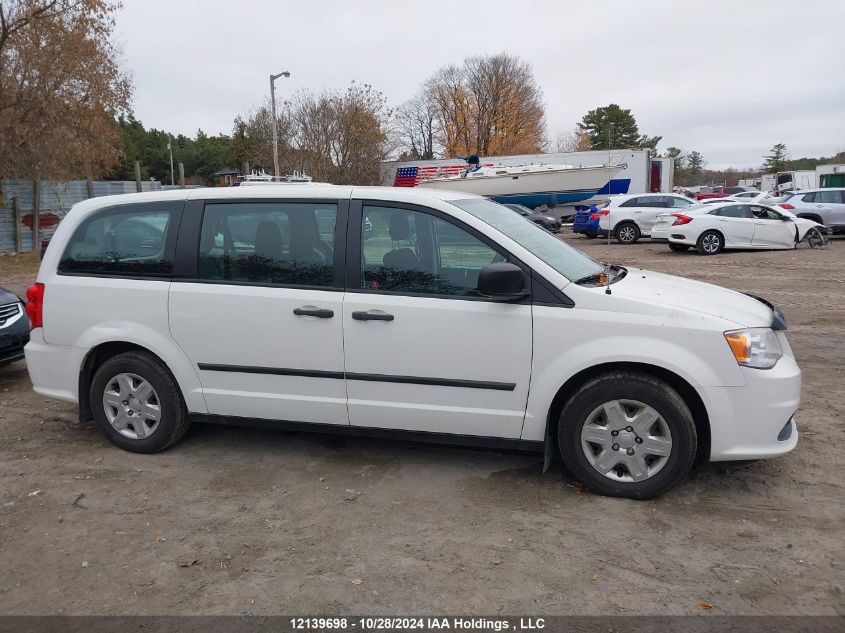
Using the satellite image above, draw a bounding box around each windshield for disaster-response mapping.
[451,198,603,282]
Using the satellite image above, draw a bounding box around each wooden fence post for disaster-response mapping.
[12,196,21,253]
[178,163,185,189]
[134,161,142,192]
[32,179,40,254]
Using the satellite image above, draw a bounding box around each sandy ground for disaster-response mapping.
[0,236,843,617]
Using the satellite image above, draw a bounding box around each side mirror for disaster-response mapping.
[477,262,529,301]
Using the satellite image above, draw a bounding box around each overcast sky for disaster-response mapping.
[115,0,844,170]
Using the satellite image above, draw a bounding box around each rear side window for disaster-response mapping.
[618,197,642,207]
[198,202,337,287]
[668,197,692,208]
[59,202,180,276]
[818,190,843,204]
[801,193,816,203]
[637,196,669,208]
[715,205,752,219]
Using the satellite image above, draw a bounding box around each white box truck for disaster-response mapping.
[776,170,817,192]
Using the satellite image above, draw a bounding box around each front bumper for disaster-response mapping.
[0,306,30,367]
[705,339,801,461]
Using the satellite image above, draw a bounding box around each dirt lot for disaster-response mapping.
[0,236,843,616]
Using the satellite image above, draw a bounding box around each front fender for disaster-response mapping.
[522,333,743,442]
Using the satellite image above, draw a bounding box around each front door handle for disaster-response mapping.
[352,310,394,321]
[293,307,334,318]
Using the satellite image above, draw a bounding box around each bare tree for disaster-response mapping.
[395,90,436,160]
[553,128,591,154]
[233,83,391,185]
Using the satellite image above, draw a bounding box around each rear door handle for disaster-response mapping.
[293,307,334,318]
[352,310,394,321]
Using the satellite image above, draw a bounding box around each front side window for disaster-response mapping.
[750,206,782,220]
[451,198,604,282]
[59,203,177,276]
[198,202,337,287]
[360,206,501,296]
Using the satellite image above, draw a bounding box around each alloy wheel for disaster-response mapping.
[701,233,721,253]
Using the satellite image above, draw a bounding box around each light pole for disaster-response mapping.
[270,70,291,180]
[167,136,174,186]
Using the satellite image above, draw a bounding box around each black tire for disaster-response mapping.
[90,351,190,453]
[696,230,724,255]
[614,222,640,244]
[557,372,697,499]
[668,243,690,252]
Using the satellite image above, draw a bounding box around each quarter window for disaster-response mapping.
[361,206,501,296]
[59,203,178,276]
[198,202,337,287]
[801,193,816,203]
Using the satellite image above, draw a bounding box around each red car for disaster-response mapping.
[696,186,751,201]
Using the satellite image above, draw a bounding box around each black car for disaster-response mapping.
[0,287,29,367]
[504,204,562,232]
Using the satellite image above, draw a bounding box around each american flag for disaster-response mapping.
[393,163,491,187]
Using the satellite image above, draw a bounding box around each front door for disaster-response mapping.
[749,205,795,247]
[169,198,349,425]
[342,201,532,438]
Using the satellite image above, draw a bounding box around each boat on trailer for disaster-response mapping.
[416,163,623,209]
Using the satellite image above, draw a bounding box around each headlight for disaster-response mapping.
[724,328,783,369]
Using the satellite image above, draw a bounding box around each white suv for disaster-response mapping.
[598,193,697,244]
[24,186,800,499]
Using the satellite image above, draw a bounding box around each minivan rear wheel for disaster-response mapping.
[90,351,190,453]
[557,372,697,499]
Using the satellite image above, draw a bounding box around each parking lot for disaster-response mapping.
[0,235,842,616]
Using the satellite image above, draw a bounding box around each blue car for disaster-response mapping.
[572,204,600,238]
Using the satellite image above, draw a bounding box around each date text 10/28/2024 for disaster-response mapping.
[290,618,546,631]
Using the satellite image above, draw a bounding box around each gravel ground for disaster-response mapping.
[0,235,842,616]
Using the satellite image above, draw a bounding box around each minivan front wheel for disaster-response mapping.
[558,372,697,499]
[91,351,190,453]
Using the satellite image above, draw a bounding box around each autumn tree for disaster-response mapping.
[423,52,546,157]
[0,0,132,179]
[763,143,788,173]
[577,104,661,151]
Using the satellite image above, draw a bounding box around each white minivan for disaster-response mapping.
[24,186,801,499]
